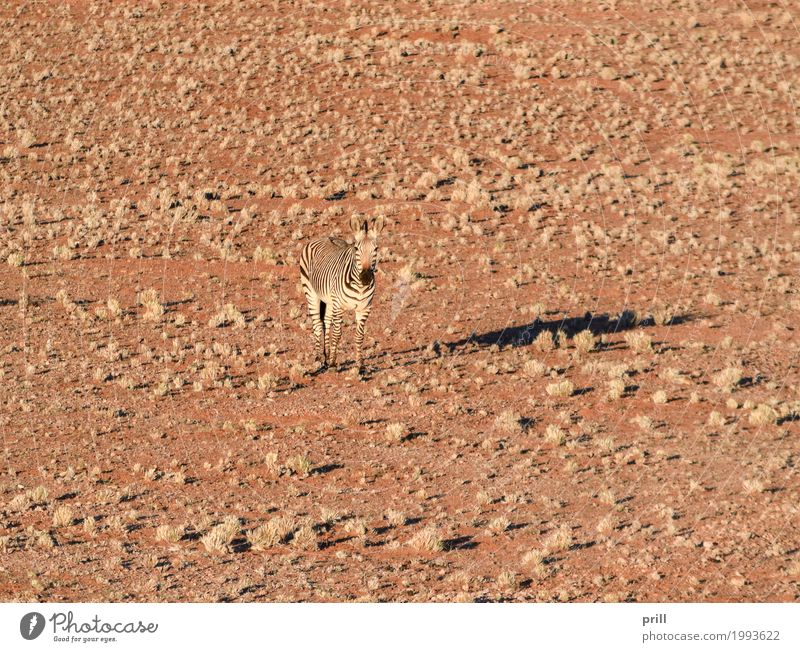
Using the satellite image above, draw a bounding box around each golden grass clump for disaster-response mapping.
[264,452,281,475]
[546,379,574,397]
[522,549,548,578]
[208,303,245,328]
[201,516,240,554]
[544,423,566,446]
[6,251,24,267]
[572,329,595,354]
[36,531,56,549]
[607,378,626,400]
[624,330,652,353]
[543,524,572,553]
[523,358,547,377]
[155,524,183,543]
[107,297,122,318]
[29,485,49,503]
[52,505,74,528]
[257,373,275,392]
[385,422,406,442]
[534,330,554,352]
[386,509,405,527]
[596,514,614,536]
[291,525,319,550]
[497,570,518,591]
[248,515,294,550]
[138,288,164,323]
[409,526,444,552]
[713,367,743,392]
[286,454,312,476]
[748,403,777,426]
[487,516,510,535]
[83,516,97,536]
[495,409,521,434]
[652,305,674,326]
[742,478,765,494]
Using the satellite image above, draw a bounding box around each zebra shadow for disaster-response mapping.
[444,309,694,353]
[372,309,694,371]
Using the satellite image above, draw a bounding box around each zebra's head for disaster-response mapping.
[350,215,385,273]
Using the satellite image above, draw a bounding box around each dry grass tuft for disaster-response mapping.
[607,378,626,400]
[624,330,652,353]
[523,358,548,377]
[29,485,49,503]
[522,548,549,579]
[208,303,245,328]
[409,526,444,552]
[155,524,183,543]
[291,525,318,550]
[544,423,566,446]
[748,404,777,426]
[713,367,743,392]
[138,288,164,323]
[248,515,294,550]
[286,454,313,476]
[573,329,595,354]
[546,379,574,397]
[534,330,554,352]
[497,570,518,591]
[495,409,521,434]
[652,305,674,326]
[52,505,74,528]
[596,514,614,536]
[386,509,405,527]
[487,516,511,535]
[201,516,240,554]
[385,422,406,442]
[257,373,275,391]
[83,516,97,536]
[742,478,765,494]
[543,524,572,553]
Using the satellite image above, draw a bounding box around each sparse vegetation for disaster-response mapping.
[409,527,444,552]
[201,517,240,555]
[52,505,74,528]
[573,330,595,354]
[0,0,795,604]
[385,422,406,443]
[624,331,652,354]
[749,404,777,427]
[248,516,295,551]
[156,524,183,543]
[546,380,574,398]
[713,367,743,392]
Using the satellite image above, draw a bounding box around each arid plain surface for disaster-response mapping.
[1,0,799,601]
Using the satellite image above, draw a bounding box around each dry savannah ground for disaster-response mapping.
[1,0,799,602]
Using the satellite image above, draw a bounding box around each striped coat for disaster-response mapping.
[299,216,384,373]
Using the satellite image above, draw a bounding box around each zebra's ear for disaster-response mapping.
[372,216,385,234]
[349,215,362,234]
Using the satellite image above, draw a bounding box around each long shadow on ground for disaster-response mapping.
[363,310,695,374]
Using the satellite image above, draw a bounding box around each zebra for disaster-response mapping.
[299,215,385,374]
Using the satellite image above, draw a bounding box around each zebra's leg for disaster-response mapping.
[314,300,327,366]
[323,305,334,366]
[354,308,370,373]
[304,287,326,369]
[327,303,344,368]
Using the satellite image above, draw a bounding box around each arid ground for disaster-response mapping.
[1,0,799,602]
